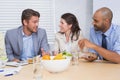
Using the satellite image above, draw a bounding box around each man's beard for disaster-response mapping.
[94,26,99,31]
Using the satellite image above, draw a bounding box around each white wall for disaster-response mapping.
[55,0,93,38]
[93,0,120,25]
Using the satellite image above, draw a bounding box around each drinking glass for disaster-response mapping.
[70,46,80,65]
[0,60,6,68]
[71,51,79,65]
[33,56,43,80]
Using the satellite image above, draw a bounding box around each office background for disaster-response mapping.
[0,0,119,45]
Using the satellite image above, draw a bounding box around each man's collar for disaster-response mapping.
[94,23,114,37]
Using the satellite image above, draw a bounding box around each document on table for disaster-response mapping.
[0,66,22,76]
[6,61,28,67]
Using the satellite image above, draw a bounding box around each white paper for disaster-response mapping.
[0,66,22,75]
[6,61,28,67]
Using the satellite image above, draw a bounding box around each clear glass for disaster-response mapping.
[33,56,43,80]
[70,46,80,65]
[27,58,33,64]
[0,60,6,68]
[0,48,7,68]
[72,51,79,65]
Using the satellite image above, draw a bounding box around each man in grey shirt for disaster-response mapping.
[5,9,49,62]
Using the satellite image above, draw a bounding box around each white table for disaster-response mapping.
[1,59,120,80]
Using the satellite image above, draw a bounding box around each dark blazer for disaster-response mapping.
[5,26,49,61]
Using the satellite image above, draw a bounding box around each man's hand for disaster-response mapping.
[12,58,20,62]
[41,48,49,56]
[80,52,97,62]
[78,39,96,50]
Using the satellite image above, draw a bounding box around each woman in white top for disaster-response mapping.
[54,13,83,54]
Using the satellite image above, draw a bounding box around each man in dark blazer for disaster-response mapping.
[5,9,49,62]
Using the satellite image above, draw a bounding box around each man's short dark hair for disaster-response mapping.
[21,9,40,25]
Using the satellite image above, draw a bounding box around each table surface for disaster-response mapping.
[1,59,120,80]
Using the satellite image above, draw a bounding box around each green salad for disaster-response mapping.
[62,51,72,56]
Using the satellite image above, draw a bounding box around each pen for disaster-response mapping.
[4,73,14,76]
[0,69,4,72]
